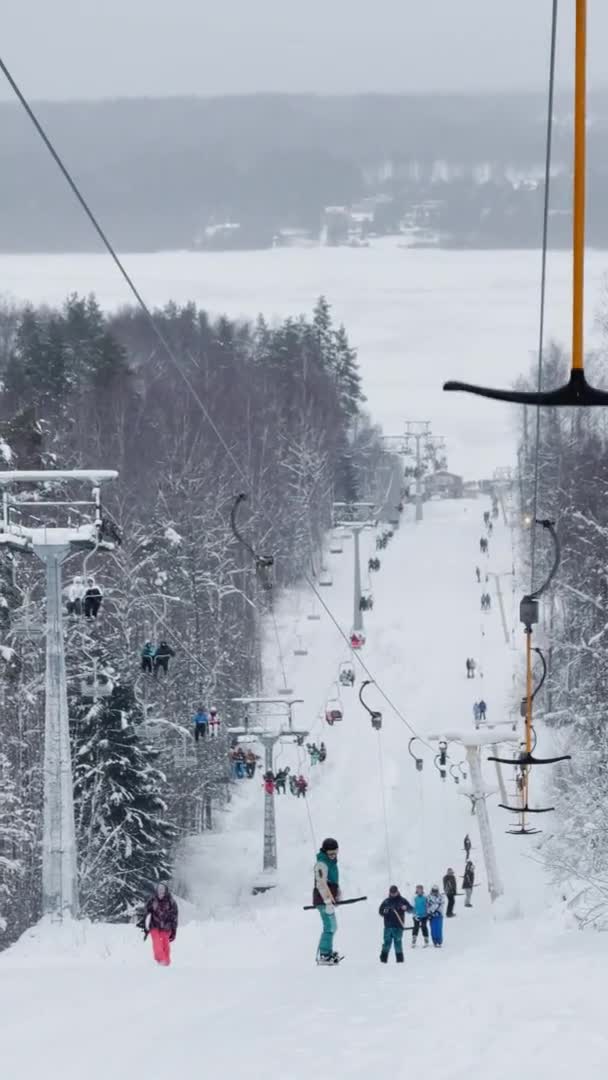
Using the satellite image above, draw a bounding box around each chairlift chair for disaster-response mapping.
[408,737,424,772]
[319,570,333,587]
[350,630,365,650]
[325,698,343,726]
[293,636,308,657]
[338,662,356,688]
[80,671,113,698]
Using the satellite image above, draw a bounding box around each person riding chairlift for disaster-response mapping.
[84,577,103,619]
[66,576,85,616]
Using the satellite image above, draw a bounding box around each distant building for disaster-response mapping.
[321,206,351,246]
[426,471,464,499]
[463,480,481,498]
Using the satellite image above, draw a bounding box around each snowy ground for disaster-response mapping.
[3,496,603,1078]
[1,241,607,474]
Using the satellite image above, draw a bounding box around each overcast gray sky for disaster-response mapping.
[2,1,607,101]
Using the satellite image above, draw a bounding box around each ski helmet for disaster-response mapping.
[389,885,399,895]
[321,837,339,853]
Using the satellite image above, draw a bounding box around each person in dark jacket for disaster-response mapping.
[141,641,155,674]
[464,833,472,859]
[153,641,175,678]
[463,861,475,906]
[378,885,413,963]
[143,883,178,966]
[443,867,457,917]
[83,578,103,618]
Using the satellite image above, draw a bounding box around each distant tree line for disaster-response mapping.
[0,293,386,944]
[2,91,608,251]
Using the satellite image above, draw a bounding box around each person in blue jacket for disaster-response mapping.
[411,884,429,947]
[378,886,413,963]
[192,707,210,742]
[427,885,445,947]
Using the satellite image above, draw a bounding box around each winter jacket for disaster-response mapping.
[313,850,340,907]
[141,643,155,659]
[155,643,175,660]
[145,892,178,933]
[193,710,209,727]
[443,873,457,897]
[379,894,412,928]
[413,893,428,918]
[463,865,475,889]
[85,584,103,600]
[427,892,444,916]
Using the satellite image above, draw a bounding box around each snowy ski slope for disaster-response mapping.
[3,496,607,1079]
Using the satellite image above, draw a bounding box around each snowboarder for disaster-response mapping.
[296,775,308,798]
[443,867,457,918]
[142,882,178,967]
[192,707,209,741]
[313,838,341,964]
[475,566,481,583]
[66,575,85,616]
[464,833,472,859]
[209,706,220,736]
[478,699,487,721]
[378,885,412,963]
[153,640,175,678]
[83,577,103,618]
[463,861,475,907]
[411,885,429,947]
[428,885,444,947]
[141,641,155,674]
[318,742,327,764]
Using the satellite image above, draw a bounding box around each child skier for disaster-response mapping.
[428,885,444,947]
[411,884,429,947]
[378,885,412,963]
[141,882,178,966]
[313,838,341,964]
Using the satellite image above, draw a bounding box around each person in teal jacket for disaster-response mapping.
[411,884,429,947]
[313,838,341,964]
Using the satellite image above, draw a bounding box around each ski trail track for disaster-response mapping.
[3,497,608,1078]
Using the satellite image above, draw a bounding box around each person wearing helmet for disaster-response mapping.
[209,706,220,736]
[378,885,413,963]
[427,885,445,947]
[313,838,341,964]
[142,882,178,966]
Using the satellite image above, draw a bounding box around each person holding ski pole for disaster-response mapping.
[141,882,178,966]
[411,884,429,947]
[464,833,472,859]
[463,861,475,907]
[428,885,444,947]
[378,885,412,964]
[313,838,341,965]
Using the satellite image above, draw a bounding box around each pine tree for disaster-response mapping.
[74,683,176,920]
[333,324,364,420]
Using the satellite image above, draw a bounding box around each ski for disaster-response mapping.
[303,895,367,910]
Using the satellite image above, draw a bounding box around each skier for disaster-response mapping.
[313,838,341,965]
[473,702,481,726]
[209,706,220,736]
[296,775,308,798]
[463,860,475,907]
[192,706,209,741]
[464,833,472,859]
[483,511,490,526]
[83,577,103,618]
[275,767,289,794]
[443,867,457,918]
[263,771,275,795]
[245,749,258,779]
[428,885,444,947]
[289,773,299,795]
[411,884,429,947]
[308,743,320,766]
[141,641,155,674]
[466,658,472,679]
[478,699,487,722]
[232,748,246,779]
[378,885,412,964]
[475,566,481,583]
[469,658,476,679]
[318,742,327,764]
[66,575,85,616]
[153,640,175,678]
[141,882,178,967]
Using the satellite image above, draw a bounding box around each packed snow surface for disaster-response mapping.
[2,496,604,1078]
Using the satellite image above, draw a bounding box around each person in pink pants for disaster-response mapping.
[144,883,178,966]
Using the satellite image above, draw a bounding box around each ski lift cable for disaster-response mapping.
[270,607,291,694]
[530,0,558,591]
[376,730,393,883]
[0,54,427,755]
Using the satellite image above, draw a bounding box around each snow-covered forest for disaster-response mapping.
[0,293,386,944]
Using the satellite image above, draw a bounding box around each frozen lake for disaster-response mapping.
[1,241,607,475]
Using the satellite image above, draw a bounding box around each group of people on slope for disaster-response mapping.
[192,706,221,740]
[313,839,477,965]
[65,576,104,618]
[141,640,175,677]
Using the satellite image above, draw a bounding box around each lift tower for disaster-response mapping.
[0,469,118,918]
[333,502,376,643]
